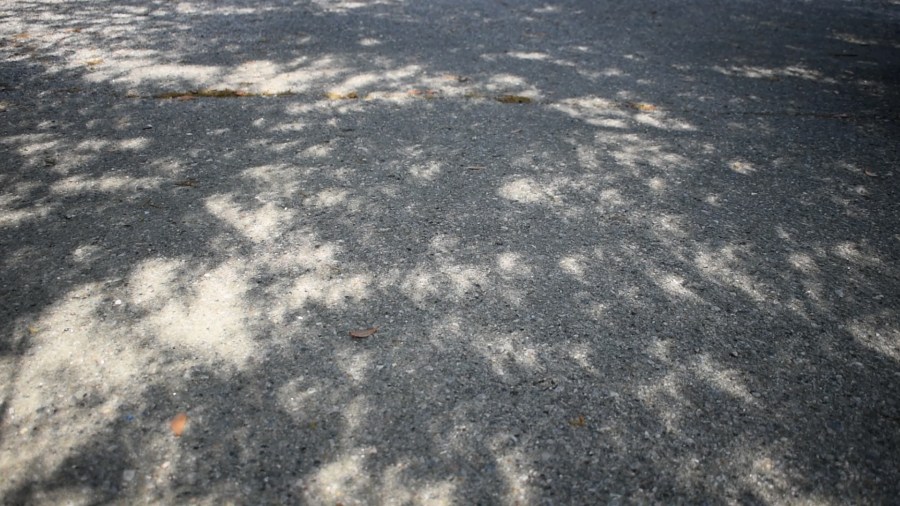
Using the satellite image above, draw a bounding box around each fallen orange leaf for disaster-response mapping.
[170,412,188,436]
[349,327,378,338]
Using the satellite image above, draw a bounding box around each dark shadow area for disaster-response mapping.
[1,0,899,503]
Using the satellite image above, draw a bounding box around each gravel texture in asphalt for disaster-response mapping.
[1,0,899,504]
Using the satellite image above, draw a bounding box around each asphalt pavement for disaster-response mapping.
[1,0,899,503]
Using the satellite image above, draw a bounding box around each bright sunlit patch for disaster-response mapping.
[657,274,699,300]
[303,451,372,503]
[507,51,549,61]
[50,174,161,194]
[559,254,587,279]
[712,64,836,84]
[380,462,456,505]
[0,282,154,491]
[306,188,349,208]
[694,354,757,405]
[138,259,260,368]
[833,241,883,267]
[695,246,768,303]
[494,446,534,504]
[788,253,819,274]
[206,194,293,242]
[847,315,900,361]
[728,160,755,175]
[499,177,557,204]
[287,271,372,309]
[496,252,532,278]
[409,160,442,180]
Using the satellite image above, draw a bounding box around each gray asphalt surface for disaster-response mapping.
[1,0,899,504]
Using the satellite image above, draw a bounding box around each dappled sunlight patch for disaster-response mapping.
[508,51,550,61]
[127,258,184,307]
[495,252,533,279]
[205,194,294,242]
[605,133,687,170]
[498,177,559,205]
[552,96,628,129]
[408,160,443,181]
[139,259,260,368]
[635,370,686,433]
[566,341,598,375]
[655,273,701,301]
[728,160,756,175]
[587,302,610,321]
[0,196,54,228]
[598,188,626,207]
[334,349,373,384]
[303,450,373,504]
[425,234,460,258]
[651,213,688,239]
[88,60,221,88]
[693,354,758,406]
[481,73,541,99]
[695,246,769,304]
[240,164,304,198]
[469,329,541,379]
[398,263,488,304]
[559,254,588,280]
[50,174,162,195]
[492,445,534,505]
[788,252,819,274]
[833,241,884,268]
[846,315,900,361]
[302,143,334,158]
[832,31,900,49]
[712,64,837,84]
[740,451,802,504]
[277,377,321,418]
[379,462,456,505]
[305,188,350,208]
[647,176,666,191]
[0,282,154,492]
[284,270,372,311]
[632,111,695,131]
[399,268,439,304]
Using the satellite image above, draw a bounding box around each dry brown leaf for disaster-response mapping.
[27,325,39,335]
[864,169,878,177]
[326,91,358,100]
[349,327,378,338]
[85,58,103,67]
[496,95,533,104]
[170,412,188,436]
[174,178,198,187]
[197,88,249,97]
[155,89,253,99]
[13,33,30,40]
[407,89,438,98]
[442,74,469,83]
[569,415,586,427]
[627,101,657,112]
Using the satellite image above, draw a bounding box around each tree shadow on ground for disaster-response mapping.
[1,0,899,503]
